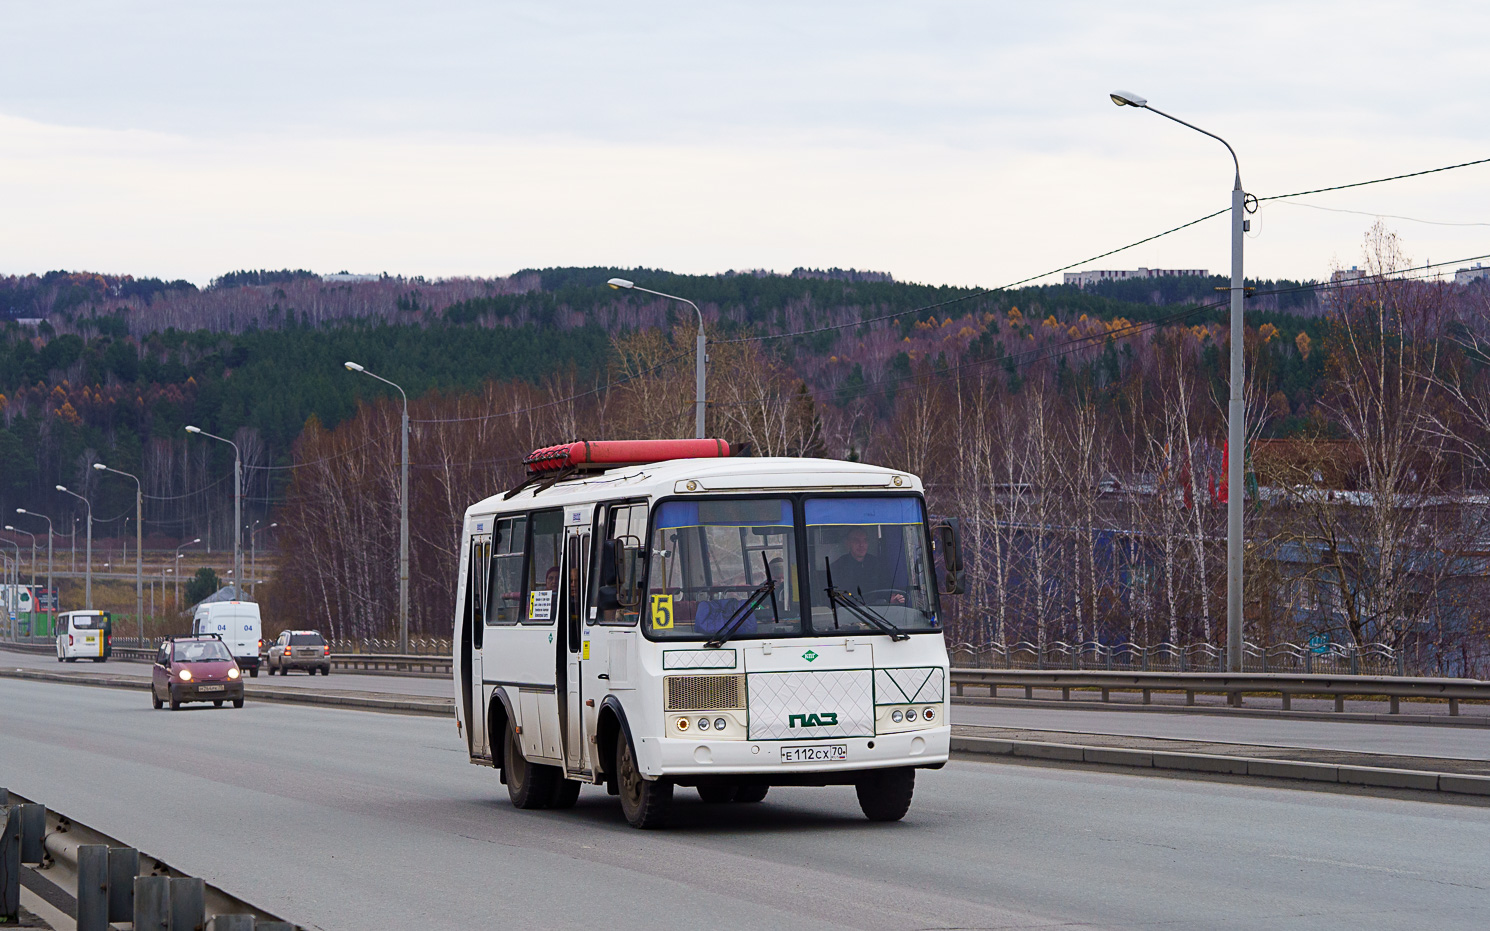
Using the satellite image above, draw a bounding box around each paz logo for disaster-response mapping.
[789,712,839,728]
[802,650,818,662]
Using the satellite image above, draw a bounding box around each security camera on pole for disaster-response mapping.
[1110,89,1249,671]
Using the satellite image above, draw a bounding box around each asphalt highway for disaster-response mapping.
[2,676,1486,931]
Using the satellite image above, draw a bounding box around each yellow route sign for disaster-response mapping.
[650,594,675,630]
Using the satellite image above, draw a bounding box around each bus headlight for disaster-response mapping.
[697,717,710,731]
[714,718,727,731]
[891,710,903,723]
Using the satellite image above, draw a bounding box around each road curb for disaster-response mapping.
[951,734,1490,797]
[0,666,452,717]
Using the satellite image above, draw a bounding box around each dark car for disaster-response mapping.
[152,635,245,710]
[266,630,332,675]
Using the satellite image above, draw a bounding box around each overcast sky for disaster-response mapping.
[2,1,1487,288]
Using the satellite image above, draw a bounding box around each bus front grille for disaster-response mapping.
[665,674,745,711]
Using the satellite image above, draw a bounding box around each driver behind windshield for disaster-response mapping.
[830,527,906,605]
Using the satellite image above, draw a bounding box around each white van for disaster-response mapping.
[56,610,111,662]
[192,601,263,677]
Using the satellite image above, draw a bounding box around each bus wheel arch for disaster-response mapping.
[596,698,631,796]
[488,689,515,781]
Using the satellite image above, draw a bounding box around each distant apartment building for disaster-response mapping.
[1331,266,1367,284]
[1455,263,1489,286]
[1063,267,1208,287]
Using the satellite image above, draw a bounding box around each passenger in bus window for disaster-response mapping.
[545,566,560,591]
[831,528,906,604]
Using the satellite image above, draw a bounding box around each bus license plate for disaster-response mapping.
[780,745,847,763]
[199,685,225,692]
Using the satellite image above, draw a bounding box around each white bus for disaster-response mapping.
[453,439,965,828]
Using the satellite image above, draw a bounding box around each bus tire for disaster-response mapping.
[214,700,223,708]
[855,767,915,822]
[617,735,672,829]
[696,786,737,804]
[734,784,769,803]
[504,718,557,810]
[549,778,582,810]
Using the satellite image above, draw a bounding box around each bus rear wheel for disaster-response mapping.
[549,778,582,809]
[855,767,915,822]
[504,719,558,810]
[617,736,672,829]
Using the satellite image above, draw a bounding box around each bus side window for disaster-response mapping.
[486,516,526,626]
[524,510,564,624]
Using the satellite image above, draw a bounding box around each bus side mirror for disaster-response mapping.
[615,538,643,609]
[936,519,966,595]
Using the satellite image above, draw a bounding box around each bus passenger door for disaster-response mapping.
[466,532,491,760]
[560,508,593,776]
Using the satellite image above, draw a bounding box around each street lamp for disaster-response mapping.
[4,526,36,588]
[16,509,55,633]
[250,521,278,599]
[56,485,94,608]
[1111,89,1247,671]
[0,541,16,639]
[185,426,242,594]
[344,361,410,654]
[607,278,707,438]
[95,462,145,644]
[174,538,202,609]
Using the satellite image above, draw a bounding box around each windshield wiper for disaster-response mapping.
[823,584,911,642]
[705,554,781,648]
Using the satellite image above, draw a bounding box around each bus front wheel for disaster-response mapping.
[617,736,672,829]
[855,767,915,822]
[504,718,558,810]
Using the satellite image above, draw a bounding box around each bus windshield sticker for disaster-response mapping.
[529,590,555,621]
[650,594,674,630]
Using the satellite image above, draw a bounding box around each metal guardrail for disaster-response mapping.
[949,639,1406,677]
[948,668,1490,716]
[2,787,291,928]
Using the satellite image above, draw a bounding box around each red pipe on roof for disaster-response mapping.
[523,439,731,474]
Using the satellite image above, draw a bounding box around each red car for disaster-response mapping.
[152,635,245,710]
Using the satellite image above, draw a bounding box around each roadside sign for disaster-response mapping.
[1307,634,1330,655]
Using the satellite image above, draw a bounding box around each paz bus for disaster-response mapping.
[453,439,965,828]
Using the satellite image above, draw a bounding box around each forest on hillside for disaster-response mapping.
[4,234,1488,673]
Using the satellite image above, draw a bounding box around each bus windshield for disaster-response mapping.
[805,496,940,634]
[645,498,803,640]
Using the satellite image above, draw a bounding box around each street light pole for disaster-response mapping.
[94,463,145,644]
[250,522,278,599]
[56,485,93,608]
[344,362,410,654]
[185,426,242,595]
[16,509,55,634]
[606,278,707,438]
[174,538,201,609]
[4,526,36,587]
[1110,90,1247,671]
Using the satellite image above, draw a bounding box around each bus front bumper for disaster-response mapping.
[647,726,950,779]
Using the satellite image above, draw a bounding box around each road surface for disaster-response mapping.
[1,676,1486,931]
